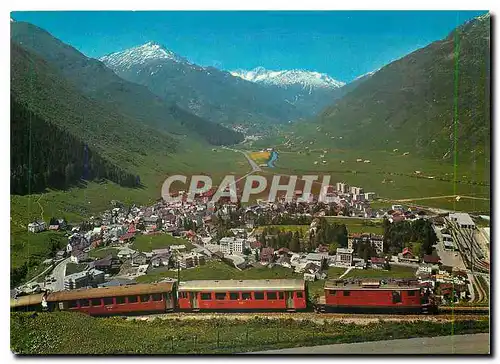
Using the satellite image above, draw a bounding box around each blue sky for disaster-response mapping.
[11,11,487,82]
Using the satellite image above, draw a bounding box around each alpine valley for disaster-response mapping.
[9,12,490,293]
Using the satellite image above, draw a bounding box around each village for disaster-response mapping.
[17,182,490,307]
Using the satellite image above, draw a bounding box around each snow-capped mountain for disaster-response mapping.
[99,42,369,125]
[100,42,304,126]
[230,67,345,92]
[100,42,192,70]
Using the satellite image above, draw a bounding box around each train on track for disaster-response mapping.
[10,278,438,315]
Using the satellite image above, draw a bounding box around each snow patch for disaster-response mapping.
[230,67,345,90]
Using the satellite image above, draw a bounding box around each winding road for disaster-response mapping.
[222,147,262,173]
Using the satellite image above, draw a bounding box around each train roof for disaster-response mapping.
[46,282,175,302]
[10,293,45,308]
[178,279,305,292]
[325,279,421,291]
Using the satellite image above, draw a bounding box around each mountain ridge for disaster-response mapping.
[11,21,243,145]
[229,67,346,91]
[100,42,306,127]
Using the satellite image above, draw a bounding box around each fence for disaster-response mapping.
[156,327,357,354]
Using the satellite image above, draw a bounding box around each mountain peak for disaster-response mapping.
[230,67,345,90]
[100,42,189,69]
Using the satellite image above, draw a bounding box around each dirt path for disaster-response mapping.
[395,195,489,202]
[36,195,45,221]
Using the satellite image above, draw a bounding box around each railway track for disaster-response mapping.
[125,309,489,325]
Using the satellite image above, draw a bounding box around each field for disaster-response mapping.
[394,197,490,214]
[88,248,119,259]
[263,147,490,213]
[344,266,417,279]
[131,234,193,252]
[254,225,309,234]
[255,219,383,236]
[249,151,271,165]
[65,263,88,276]
[325,217,384,235]
[10,311,489,354]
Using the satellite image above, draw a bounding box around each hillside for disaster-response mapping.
[312,14,490,165]
[11,21,242,145]
[11,41,181,159]
[11,96,140,194]
[100,42,306,126]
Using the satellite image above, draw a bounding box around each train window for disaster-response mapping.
[140,295,150,303]
[116,296,126,304]
[179,292,187,299]
[242,292,252,300]
[254,292,264,300]
[267,292,277,300]
[329,290,337,295]
[392,291,402,304]
[91,298,102,306]
[296,291,304,299]
[128,295,138,303]
[201,293,212,300]
[68,300,78,308]
[343,291,351,297]
[152,294,163,302]
[215,293,226,300]
[80,299,90,307]
[103,297,113,306]
[408,291,416,296]
[229,292,239,300]
[278,292,284,300]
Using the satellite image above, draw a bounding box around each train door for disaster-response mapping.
[189,292,199,309]
[164,292,174,310]
[285,291,295,309]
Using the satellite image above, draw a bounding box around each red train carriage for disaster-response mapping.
[46,282,176,315]
[177,279,307,312]
[315,279,429,314]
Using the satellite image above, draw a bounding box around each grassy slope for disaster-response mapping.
[315,15,490,163]
[11,312,489,354]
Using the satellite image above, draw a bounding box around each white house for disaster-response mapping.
[335,248,354,267]
[219,237,247,255]
[28,221,46,233]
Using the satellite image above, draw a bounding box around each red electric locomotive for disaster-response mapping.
[314,279,436,314]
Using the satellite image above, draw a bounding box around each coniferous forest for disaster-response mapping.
[11,97,141,195]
